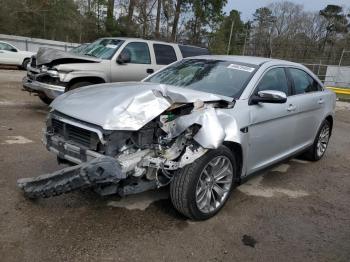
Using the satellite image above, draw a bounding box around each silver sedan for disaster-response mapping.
[18,56,336,220]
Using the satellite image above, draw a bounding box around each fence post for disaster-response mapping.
[25,40,28,51]
[317,60,321,77]
[65,44,67,52]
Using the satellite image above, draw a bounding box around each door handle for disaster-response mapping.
[146,68,154,74]
[318,98,324,104]
[287,104,296,112]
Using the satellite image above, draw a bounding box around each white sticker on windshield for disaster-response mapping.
[227,64,255,72]
[106,44,118,49]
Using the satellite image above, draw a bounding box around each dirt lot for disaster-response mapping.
[0,69,349,262]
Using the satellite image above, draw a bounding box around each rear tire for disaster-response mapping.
[170,146,237,220]
[38,93,53,105]
[66,81,93,92]
[300,120,331,161]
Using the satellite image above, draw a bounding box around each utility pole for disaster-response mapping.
[242,25,249,56]
[338,49,350,67]
[227,18,234,55]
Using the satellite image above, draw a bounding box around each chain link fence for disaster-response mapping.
[0,34,78,52]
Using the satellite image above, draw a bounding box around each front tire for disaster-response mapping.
[21,58,30,70]
[170,146,237,220]
[38,93,53,105]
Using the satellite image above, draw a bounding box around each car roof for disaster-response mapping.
[187,55,301,67]
[98,37,208,49]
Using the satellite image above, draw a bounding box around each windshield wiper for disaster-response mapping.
[84,53,97,58]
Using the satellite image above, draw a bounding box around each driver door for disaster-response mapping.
[247,67,298,173]
[110,41,155,82]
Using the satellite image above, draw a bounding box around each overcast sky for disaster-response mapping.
[224,0,350,21]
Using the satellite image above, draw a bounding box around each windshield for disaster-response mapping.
[69,43,90,55]
[146,59,257,98]
[82,39,124,59]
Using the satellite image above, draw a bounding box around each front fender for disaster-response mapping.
[61,70,108,83]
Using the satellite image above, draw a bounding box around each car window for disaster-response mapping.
[289,68,320,94]
[0,42,15,51]
[153,44,177,65]
[83,39,124,59]
[179,45,210,58]
[121,42,151,64]
[256,68,289,95]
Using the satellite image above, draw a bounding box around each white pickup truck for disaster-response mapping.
[22,37,209,104]
[0,41,34,69]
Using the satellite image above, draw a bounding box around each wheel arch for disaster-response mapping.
[22,57,31,63]
[222,141,243,181]
[325,115,333,136]
[68,76,105,88]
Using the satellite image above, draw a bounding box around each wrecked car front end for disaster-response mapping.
[22,46,106,101]
[18,57,260,220]
[18,83,239,198]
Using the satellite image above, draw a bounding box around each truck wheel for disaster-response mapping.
[38,93,53,105]
[300,119,331,161]
[67,82,93,92]
[170,146,237,220]
[21,58,30,70]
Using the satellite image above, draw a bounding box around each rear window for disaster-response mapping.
[288,68,323,94]
[153,44,177,65]
[179,45,210,58]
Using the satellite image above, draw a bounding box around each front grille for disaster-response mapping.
[51,118,99,149]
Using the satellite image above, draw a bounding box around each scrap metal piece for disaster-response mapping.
[17,156,125,199]
[179,146,208,168]
[161,108,227,149]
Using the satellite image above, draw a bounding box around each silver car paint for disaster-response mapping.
[49,56,336,178]
[50,82,232,130]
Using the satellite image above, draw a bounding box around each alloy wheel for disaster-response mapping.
[316,123,330,157]
[195,156,233,213]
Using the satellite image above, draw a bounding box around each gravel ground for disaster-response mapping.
[0,69,349,262]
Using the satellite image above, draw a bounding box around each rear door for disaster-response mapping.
[110,41,155,82]
[153,43,179,72]
[247,67,298,173]
[286,68,325,150]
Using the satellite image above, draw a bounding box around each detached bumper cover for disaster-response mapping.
[17,156,126,199]
[22,76,65,99]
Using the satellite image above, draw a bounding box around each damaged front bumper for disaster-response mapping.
[22,76,65,99]
[17,156,126,198]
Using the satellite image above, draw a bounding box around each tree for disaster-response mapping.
[171,0,183,41]
[251,7,276,57]
[185,0,227,45]
[320,4,349,58]
[208,10,245,55]
[155,0,162,38]
[105,0,115,35]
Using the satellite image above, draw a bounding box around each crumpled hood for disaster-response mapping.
[50,82,233,130]
[36,47,101,66]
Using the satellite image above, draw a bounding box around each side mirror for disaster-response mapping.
[10,48,18,52]
[250,90,287,105]
[117,52,131,64]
